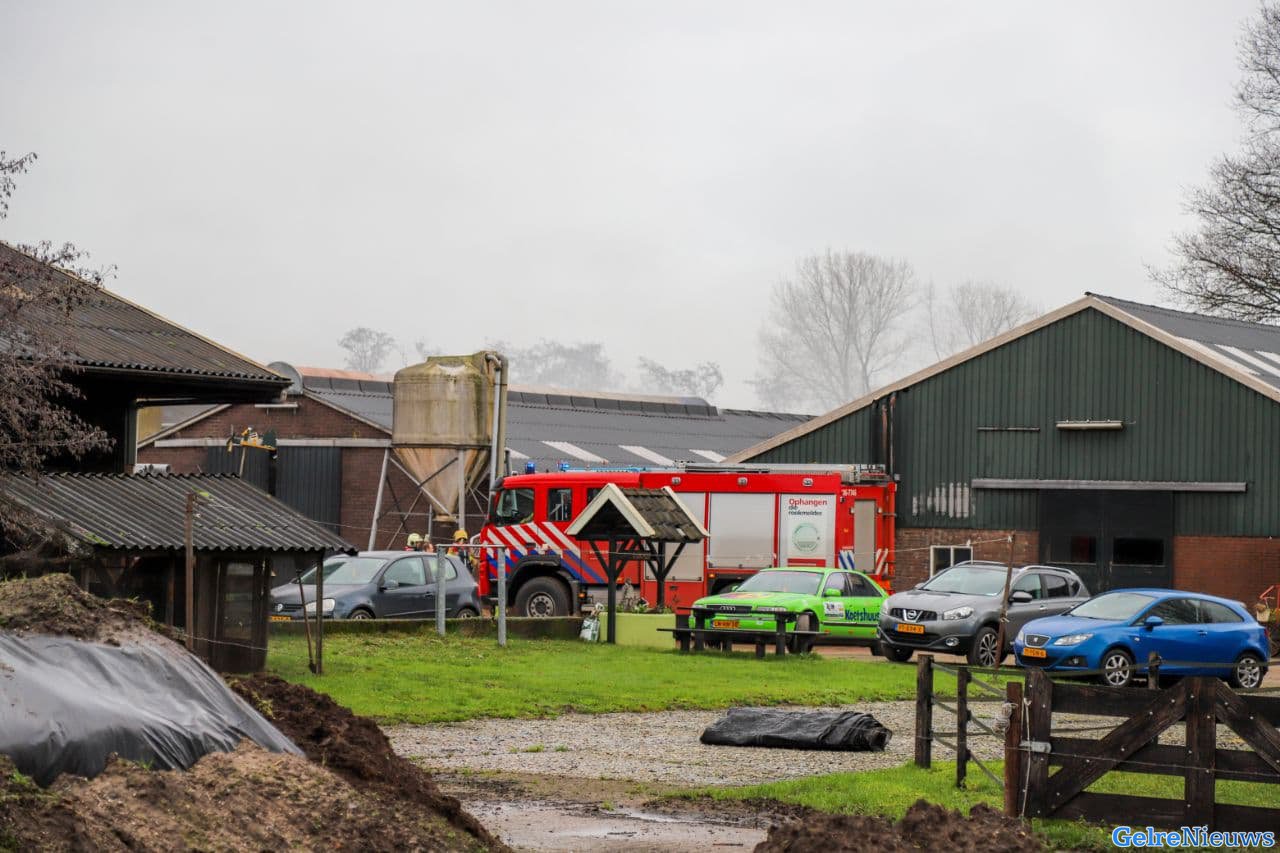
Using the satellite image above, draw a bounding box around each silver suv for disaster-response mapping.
[877,561,1090,667]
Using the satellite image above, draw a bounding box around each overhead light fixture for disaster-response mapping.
[1056,420,1124,431]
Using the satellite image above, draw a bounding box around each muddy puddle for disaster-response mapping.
[468,799,765,851]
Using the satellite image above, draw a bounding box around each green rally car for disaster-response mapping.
[689,566,888,650]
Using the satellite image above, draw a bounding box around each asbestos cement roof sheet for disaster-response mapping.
[302,376,812,471]
[0,472,354,553]
[0,243,287,386]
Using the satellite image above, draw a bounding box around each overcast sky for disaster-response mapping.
[0,1,1258,408]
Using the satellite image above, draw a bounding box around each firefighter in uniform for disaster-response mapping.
[449,529,472,569]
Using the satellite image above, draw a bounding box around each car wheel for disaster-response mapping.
[968,626,1002,668]
[1231,653,1265,690]
[1100,648,1134,688]
[349,608,374,620]
[456,607,479,619]
[514,577,571,618]
[787,613,816,653]
[882,643,914,663]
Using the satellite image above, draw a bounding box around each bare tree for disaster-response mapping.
[338,327,396,372]
[489,339,622,390]
[635,357,723,400]
[0,151,111,476]
[926,281,1038,360]
[1154,3,1280,321]
[754,250,916,411]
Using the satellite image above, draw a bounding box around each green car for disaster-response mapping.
[690,566,888,650]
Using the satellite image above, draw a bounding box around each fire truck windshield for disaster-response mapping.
[733,570,823,596]
[492,487,534,527]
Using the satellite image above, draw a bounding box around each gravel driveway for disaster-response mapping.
[386,700,1015,786]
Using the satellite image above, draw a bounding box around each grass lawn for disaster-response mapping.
[266,634,969,723]
[692,761,1279,851]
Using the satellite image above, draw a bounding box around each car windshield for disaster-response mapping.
[1068,591,1157,621]
[732,571,822,595]
[920,565,1007,596]
[296,556,386,586]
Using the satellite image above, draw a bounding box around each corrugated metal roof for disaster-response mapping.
[0,473,354,553]
[1,243,287,385]
[1092,294,1280,392]
[301,375,812,471]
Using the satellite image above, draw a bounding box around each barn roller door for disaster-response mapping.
[1040,490,1172,593]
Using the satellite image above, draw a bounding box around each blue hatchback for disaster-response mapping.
[1014,589,1269,689]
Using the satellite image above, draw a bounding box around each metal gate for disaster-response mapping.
[1039,490,1172,592]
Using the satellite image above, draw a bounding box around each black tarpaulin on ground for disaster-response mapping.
[0,633,301,786]
[700,708,892,751]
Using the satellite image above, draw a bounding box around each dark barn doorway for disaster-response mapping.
[1040,490,1173,592]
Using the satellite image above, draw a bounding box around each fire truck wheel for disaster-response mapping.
[514,577,570,618]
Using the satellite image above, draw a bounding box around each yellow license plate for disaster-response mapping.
[270,615,291,622]
[896,623,925,634]
[712,619,739,629]
[1023,647,1047,659]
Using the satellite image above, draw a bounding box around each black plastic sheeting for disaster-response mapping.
[700,708,893,751]
[0,633,302,786]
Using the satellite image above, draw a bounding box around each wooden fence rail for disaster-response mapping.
[1007,669,1280,833]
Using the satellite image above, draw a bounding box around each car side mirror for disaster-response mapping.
[380,579,400,591]
[1143,616,1163,630]
[913,582,925,589]
[1010,590,1033,604]
[823,588,842,597]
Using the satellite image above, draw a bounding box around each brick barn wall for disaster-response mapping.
[1173,536,1280,607]
[138,398,486,551]
[894,527,1040,591]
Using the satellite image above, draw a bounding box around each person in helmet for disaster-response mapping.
[405,533,423,551]
[449,529,472,568]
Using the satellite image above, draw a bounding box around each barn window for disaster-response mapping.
[930,545,973,575]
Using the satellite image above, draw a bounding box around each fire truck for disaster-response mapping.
[477,463,897,616]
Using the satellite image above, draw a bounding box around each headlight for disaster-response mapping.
[941,606,973,621]
[754,606,789,613]
[305,598,336,615]
[1015,630,1024,645]
[1052,633,1093,646]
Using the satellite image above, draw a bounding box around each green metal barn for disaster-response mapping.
[730,294,1280,605]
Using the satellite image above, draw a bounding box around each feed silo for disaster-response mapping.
[391,351,507,531]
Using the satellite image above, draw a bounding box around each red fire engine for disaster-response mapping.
[477,464,896,616]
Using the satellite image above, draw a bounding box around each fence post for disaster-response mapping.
[1024,668,1053,817]
[436,551,447,637]
[1004,678,1024,818]
[1185,677,1217,828]
[496,545,507,648]
[1147,651,1161,689]
[915,654,934,769]
[956,666,970,787]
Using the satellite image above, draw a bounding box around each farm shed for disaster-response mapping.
[0,472,353,672]
[730,294,1280,605]
[0,242,290,473]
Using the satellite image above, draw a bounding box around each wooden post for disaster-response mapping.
[1004,679,1024,817]
[1148,651,1162,689]
[314,551,324,675]
[914,654,934,768]
[184,493,197,652]
[994,533,1016,669]
[165,557,175,628]
[1023,668,1053,817]
[956,666,970,787]
[1185,677,1217,828]
[605,538,619,644]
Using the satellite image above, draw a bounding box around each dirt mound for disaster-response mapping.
[754,799,1043,853]
[0,572,171,644]
[229,673,502,850]
[0,744,492,852]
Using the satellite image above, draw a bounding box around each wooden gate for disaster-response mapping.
[1006,670,1280,832]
